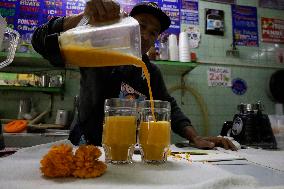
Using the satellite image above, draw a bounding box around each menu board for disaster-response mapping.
[261,17,284,44]
[232,5,259,47]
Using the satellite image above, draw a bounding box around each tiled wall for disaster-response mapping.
[0,0,284,144]
[168,0,284,142]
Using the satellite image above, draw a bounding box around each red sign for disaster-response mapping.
[261,17,284,44]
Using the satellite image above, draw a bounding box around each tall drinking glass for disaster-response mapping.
[102,98,137,164]
[138,100,171,164]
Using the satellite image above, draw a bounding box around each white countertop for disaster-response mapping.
[0,140,283,189]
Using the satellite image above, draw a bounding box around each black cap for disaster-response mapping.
[130,2,171,34]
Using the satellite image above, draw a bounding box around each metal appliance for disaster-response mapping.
[221,102,277,149]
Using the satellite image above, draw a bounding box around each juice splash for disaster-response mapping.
[61,45,155,118]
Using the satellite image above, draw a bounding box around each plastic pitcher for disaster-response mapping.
[0,15,20,69]
[58,17,141,67]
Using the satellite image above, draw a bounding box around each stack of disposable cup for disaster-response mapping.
[179,32,190,62]
[168,34,179,61]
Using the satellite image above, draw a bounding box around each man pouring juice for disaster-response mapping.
[32,0,237,151]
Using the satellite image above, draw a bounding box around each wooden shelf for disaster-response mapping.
[0,85,63,94]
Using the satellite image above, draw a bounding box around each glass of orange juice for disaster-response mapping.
[138,100,171,164]
[102,98,137,164]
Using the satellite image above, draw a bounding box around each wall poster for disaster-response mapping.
[261,17,284,44]
[180,0,199,29]
[161,0,180,35]
[205,9,224,36]
[232,5,258,47]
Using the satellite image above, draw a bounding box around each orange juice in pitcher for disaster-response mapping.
[59,17,142,68]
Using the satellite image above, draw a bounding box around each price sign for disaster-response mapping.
[207,66,232,87]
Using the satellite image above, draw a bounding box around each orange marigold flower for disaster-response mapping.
[73,160,107,178]
[75,145,102,161]
[72,145,107,178]
[40,144,74,177]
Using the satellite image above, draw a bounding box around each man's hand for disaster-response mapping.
[85,0,121,24]
[192,136,238,151]
[182,126,238,151]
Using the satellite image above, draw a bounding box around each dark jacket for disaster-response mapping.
[32,17,192,146]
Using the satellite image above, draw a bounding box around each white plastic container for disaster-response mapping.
[179,32,190,62]
[168,34,178,61]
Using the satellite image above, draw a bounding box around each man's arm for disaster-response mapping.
[32,0,120,65]
[32,16,66,67]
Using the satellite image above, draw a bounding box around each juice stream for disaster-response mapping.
[61,45,155,119]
